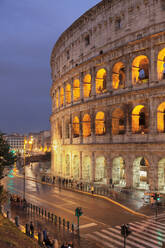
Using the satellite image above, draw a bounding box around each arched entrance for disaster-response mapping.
[82,156,91,182]
[132,55,149,84]
[132,105,148,134]
[158,158,165,190]
[95,156,106,184]
[112,157,125,186]
[133,157,149,189]
[112,62,126,89]
[157,102,165,133]
[112,108,125,135]
[72,155,80,179]
[157,48,165,80]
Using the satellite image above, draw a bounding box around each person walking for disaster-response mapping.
[91,185,94,195]
[30,221,34,238]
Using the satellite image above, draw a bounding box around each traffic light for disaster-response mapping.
[121,224,131,237]
[153,193,160,201]
[75,207,83,217]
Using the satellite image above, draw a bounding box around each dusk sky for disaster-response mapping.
[0,0,100,134]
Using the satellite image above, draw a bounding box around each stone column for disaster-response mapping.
[69,115,73,144]
[79,111,83,144]
[125,157,133,188]
[71,78,74,104]
[106,156,111,185]
[63,82,66,106]
[149,155,158,191]
[90,108,96,143]
[80,72,84,101]
[80,151,82,180]
[106,68,113,92]
[91,152,95,182]
[58,87,60,109]
[125,56,132,89]
[90,67,96,98]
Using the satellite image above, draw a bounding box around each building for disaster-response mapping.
[4,133,24,155]
[50,0,165,191]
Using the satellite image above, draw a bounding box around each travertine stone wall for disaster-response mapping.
[50,0,165,190]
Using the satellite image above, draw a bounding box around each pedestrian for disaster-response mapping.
[91,185,94,195]
[150,195,155,207]
[43,229,47,242]
[30,221,34,238]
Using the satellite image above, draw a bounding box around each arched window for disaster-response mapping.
[83,74,91,98]
[95,69,107,94]
[133,157,149,189]
[82,156,91,181]
[73,79,80,102]
[56,91,59,108]
[112,62,125,89]
[60,87,64,106]
[95,157,106,183]
[132,56,149,84]
[82,114,91,137]
[112,108,125,135]
[95,112,106,135]
[73,116,80,137]
[112,157,125,186]
[157,48,165,80]
[65,84,71,104]
[157,102,165,133]
[132,105,148,133]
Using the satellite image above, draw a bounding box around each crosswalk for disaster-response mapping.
[85,217,165,248]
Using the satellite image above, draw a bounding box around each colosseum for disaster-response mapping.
[50,0,165,191]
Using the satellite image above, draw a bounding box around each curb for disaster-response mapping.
[15,174,148,219]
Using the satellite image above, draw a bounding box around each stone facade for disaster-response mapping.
[50,0,165,191]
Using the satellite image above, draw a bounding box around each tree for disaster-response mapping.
[0,133,17,211]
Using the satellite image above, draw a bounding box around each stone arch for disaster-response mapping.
[132,105,148,133]
[72,154,80,179]
[112,157,126,186]
[95,68,107,94]
[65,154,71,177]
[82,155,91,181]
[95,111,106,135]
[95,156,106,183]
[56,91,59,108]
[132,55,149,85]
[133,157,149,189]
[112,108,125,135]
[158,158,165,190]
[157,48,165,80]
[60,87,64,106]
[73,79,80,102]
[65,83,71,104]
[73,116,80,138]
[83,74,92,98]
[82,114,91,137]
[157,102,165,133]
[112,62,126,89]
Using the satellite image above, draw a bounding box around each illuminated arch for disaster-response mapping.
[73,79,80,102]
[133,157,149,189]
[95,156,106,183]
[83,74,91,98]
[112,108,125,135]
[158,158,165,190]
[60,87,64,106]
[82,114,91,137]
[65,84,71,104]
[132,55,149,84]
[112,157,125,186]
[157,102,165,133]
[73,116,80,137]
[82,156,91,181]
[112,62,125,89]
[56,91,59,108]
[95,68,107,94]
[157,48,165,80]
[72,155,80,179]
[132,105,148,133]
[95,112,106,135]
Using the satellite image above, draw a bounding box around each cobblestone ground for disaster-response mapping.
[7,204,100,248]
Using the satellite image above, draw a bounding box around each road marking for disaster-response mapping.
[79,223,97,229]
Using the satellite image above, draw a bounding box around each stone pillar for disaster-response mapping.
[90,108,96,143]
[106,68,113,92]
[125,157,133,188]
[149,97,157,134]
[79,111,83,144]
[71,78,74,104]
[91,152,95,182]
[105,110,111,136]
[90,67,96,98]
[80,72,84,101]
[106,156,111,184]
[69,115,73,144]
[150,41,156,82]
[58,87,60,109]
[125,56,132,89]
[80,151,82,180]
[149,155,158,191]
[63,82,66,106]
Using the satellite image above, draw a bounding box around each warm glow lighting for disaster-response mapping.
[157,102,165,132]
[66,84,71,104]
[95,112,105,135]
[112,108,124,134]
[96,68,107,94]
[132,105,144,133]
[73,116,80,136]
[60,87,64,106]
[132,55,149,84]
[82,114,91,137]
[83,74,91,98]
[112,62,125,89]
[73,79,80,102]
[157,48,165,80]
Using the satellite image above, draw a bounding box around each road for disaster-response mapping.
[2,165,143,236]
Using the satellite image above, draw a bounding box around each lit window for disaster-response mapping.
[96,69,107,94]
[56,91,59,108]
[157,102,165,133]
[83,74,91,98]
[132,55,149,85]
[60,87,64,106]
[95,112,106,135]
[82,114,91,137]
[65,84,71,104]
[73,79,80,102]
[73,116,80,137]
[157,48,165,80]
[112,62,125,89]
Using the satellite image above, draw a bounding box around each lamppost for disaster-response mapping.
[23,136,33,200]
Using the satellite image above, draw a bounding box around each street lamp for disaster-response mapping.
[23,136,33,200]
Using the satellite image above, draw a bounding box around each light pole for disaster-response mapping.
[23,138,27,200]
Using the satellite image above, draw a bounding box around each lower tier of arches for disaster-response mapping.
[51,143,165,191]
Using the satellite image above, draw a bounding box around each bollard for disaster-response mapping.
[51,213,54,222]
[72,223,74,232]
[7,210,10,219]
[15,216,19,227]
[59,216,61,225]
[38,232,43,245]
[67,221,70,230]
[45,210,47,218]
[48,212,50,220]
[55,215,57,224]
[63,218,65,227]
[42,208,44,217]
[25,223,30,236]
